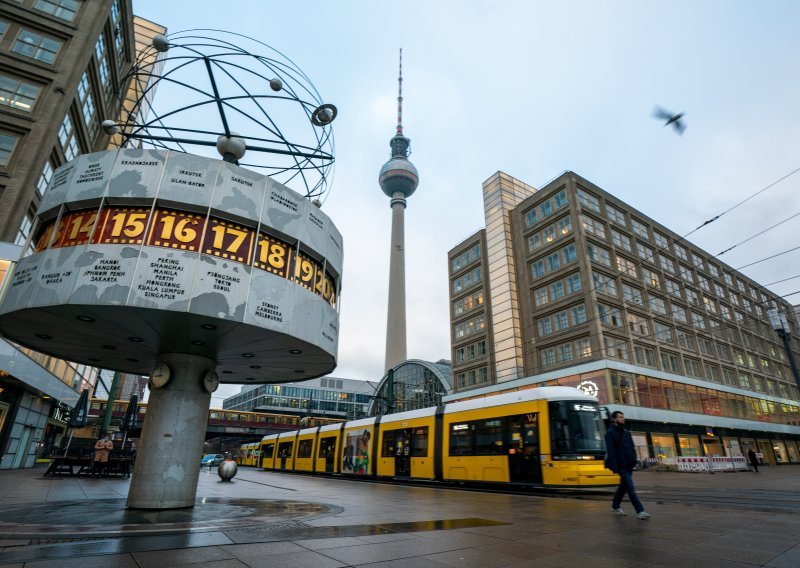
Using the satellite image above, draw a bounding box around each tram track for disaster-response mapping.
[243,468,800,513]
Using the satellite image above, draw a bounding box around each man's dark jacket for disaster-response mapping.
[604,423,637,473]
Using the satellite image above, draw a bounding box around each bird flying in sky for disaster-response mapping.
[653,106,686,135]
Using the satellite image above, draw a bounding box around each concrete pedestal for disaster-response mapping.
[127,353,214,509]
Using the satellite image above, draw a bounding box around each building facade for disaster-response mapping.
[223,377,377,421]
[0,1,162,468]
[448,170,800,465]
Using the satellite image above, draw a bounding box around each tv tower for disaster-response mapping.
[379,49,419,372]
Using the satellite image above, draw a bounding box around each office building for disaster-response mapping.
[0,0,164,468]
[448,170,800,465]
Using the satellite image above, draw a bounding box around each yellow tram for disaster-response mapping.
[250,386,617,487]
[236,442,261,466]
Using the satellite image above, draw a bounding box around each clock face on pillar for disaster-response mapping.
[149,364,172,389]
[203,370,220,393]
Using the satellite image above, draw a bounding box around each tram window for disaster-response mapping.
[297,440,313,458]
[382,431,396,457]
[549,401,605,456]
[318,437,336,458]
[262,443,275,457]
[278,441,293,457]
[450,423,473,455]
[474,419,505,455]
[411,427,428,457]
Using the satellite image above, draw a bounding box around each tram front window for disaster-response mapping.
[549,401,605,459]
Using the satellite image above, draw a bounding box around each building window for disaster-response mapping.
[604,337,629,361]
[530,259,545,279]
[566,273,582,294]
[554,189,567,209]
[587,243,611,267]
[634,345,657,368]
[630,218,649,239]
[550,280,565,301]
[674,244,688,260]
[537,318,552,337]
[713,282,725,298]
[0,132,20,166]
[553,311,569,331]
[546,252,560,272]
[0,74,40,112]
[454,314,485,339]
[593,272,617,297]
[699,338,715,356]
[627,313,649,335]
[15,212,33,245]
[684,358,703,378]
[616,255,637,277]
[556,215,572,237]
[611,229,631,252]
[534,287,548,307]
[653,231,669,249]
[685,288,699,306]
[661,351,681,373]
[562,243,577,263]
[673,305,688,323]
[654,322,673,343]
[659,255,675,274]
[636,242,654,262]
[59,114,79,160]
[606,204,626,226]
[703,297,717,314]
[598,304,622,327]
[648,295,667,315]
[576,337,592,358]
[77,72,98,141]
[524,208,538,227]
[664,278,681,298]
[577,188,601,213]
[677,329,696,350]
[453,266,481,293]
[540,348,556,367]
[0,21,8,40]
[539,200,553,219]
[34,0,81,22]
[705,364,721,383]
[571,304,587,325]
[36,160,54,196]
[12,29,63,64]
[642,267,659,288]
[621,283,644,306]
[679,264,693,284]
[453,290,483,316]
[558,343,573,362]
[581,214,606,239]
[691,312,706,330]
[697,275,710,292]
[452,243,480,272]
[723,273,733,286]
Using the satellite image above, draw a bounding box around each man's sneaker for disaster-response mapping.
[636,511,651,520]
[612,507,626,516]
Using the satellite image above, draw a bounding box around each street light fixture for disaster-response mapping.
[767,307,800,389]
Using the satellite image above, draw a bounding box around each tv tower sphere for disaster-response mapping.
[379,140,419,199]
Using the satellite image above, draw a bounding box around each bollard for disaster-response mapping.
[218,459,238,482]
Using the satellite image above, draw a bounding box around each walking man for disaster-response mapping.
[604,411,650,520]
[748,446,760,473]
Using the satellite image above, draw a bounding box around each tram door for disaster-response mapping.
[320,437,336,472]
[395,429,412,477]
[508,413,542,484]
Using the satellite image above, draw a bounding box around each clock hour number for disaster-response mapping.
[110,212,147,238]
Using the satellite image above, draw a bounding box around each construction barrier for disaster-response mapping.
[676,456,750,472]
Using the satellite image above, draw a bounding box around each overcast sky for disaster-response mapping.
[132,0,800,406]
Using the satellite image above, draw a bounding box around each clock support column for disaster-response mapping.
[127,353,216,509]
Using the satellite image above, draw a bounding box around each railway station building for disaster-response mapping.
[447,170,800,466]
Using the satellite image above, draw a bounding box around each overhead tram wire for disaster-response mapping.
[510,164,800,346]
[737,245,800,271]
[718,211,800,256]
[763,274,800,287]
[684,165,800,238]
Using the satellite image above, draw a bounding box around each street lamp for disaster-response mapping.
[767,307,800,389]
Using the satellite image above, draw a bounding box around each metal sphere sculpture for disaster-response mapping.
[113,29,336,201]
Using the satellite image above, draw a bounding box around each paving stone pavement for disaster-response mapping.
[0,464,799,567]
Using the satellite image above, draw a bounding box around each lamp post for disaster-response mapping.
[767,307,800,389]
